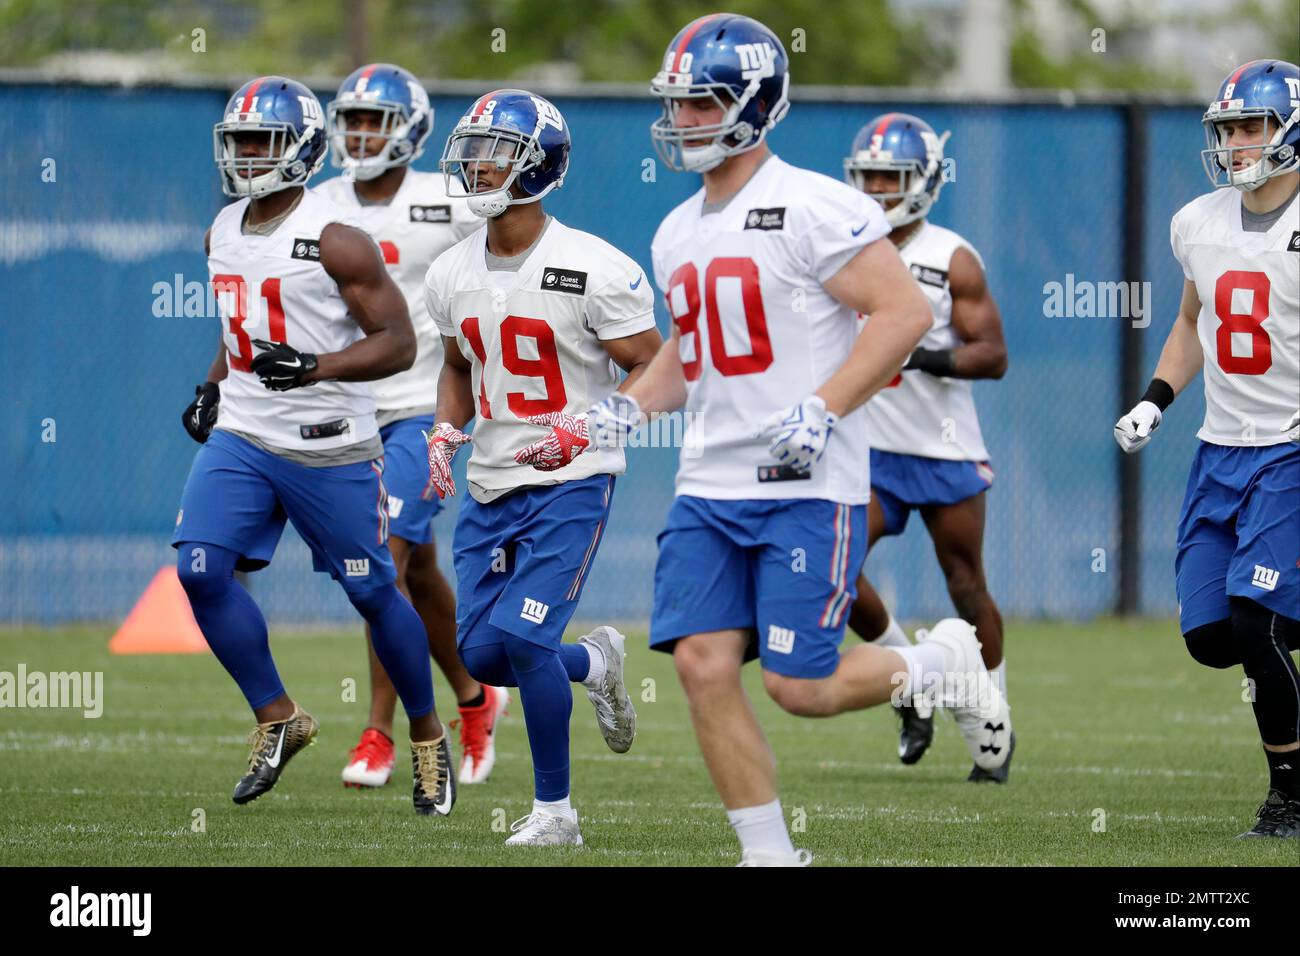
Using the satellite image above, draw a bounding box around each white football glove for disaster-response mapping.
[755,395,839,473]
[587,392,644,450]
[1284,410,1299,444]
[1113,401,1162,454]
[422,422,472,499]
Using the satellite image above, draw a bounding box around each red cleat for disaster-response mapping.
[341,727,395,788]
[455,685,509,784]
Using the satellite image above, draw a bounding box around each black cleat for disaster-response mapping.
[1236,789,1300,839]
[232,707,319,804]
[412,735,456,817]
[968,730,1015,783]
[896,701,934,765]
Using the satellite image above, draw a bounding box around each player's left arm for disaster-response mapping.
[284,222,416,385]
[601,327,664,391]
[818,237,932,415]
[941,247,1008,379]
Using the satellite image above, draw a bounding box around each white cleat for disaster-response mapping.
[504,809,584,847]
[917,619,1012,772]
[737,848,813,867]
[577,626,636,753]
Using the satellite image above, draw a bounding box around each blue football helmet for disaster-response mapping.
[328,63,433,182]
[1201,59,1300,191]
[650,13,790,173]
[844,112,949,228]
[213,76,327,198]
[440,89,570,219]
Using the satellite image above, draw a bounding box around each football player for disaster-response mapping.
[1114,59,1300,838]
[176,76,455,815]
[590,14,1013,865]
[842,113,1012,781]
[424,90,663,846]
[316,63,508,790]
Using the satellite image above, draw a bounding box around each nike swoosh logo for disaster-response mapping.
[851,223,870,237]
[629,274,643,291]
[265,729,286,768]
[281,357,301,368]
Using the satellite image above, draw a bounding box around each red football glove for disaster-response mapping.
[422,422,472,499]
[514,412,590,471]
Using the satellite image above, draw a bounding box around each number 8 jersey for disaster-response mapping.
[1171,186,1299,445]
[651,155,890,503]
[424,218,656,502]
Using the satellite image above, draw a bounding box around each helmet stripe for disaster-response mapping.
[673,14,723,72]
[473,90,506,117]
[872,112,898,141]
[239,76,266,117]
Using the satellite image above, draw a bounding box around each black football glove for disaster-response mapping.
[250,338,318,391]
[182,382,221,444]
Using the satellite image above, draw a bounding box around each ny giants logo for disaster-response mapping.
[735,41,776,80]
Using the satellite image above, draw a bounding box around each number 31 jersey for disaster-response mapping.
[208,191,378,451]
[1171,187,1299,446]
[424,218,656,502]
[651,155,890,504]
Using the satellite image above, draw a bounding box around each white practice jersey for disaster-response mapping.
[208,191,378,451]
[1171,187,1299,446]
[862,222,990,461]
[651,155,890,504]
[314,170,478,413]
[425,218,657,502]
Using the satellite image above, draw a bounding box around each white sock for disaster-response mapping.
[726,799,794,855]
[892,642,949,699]
[992,660,1007,700]
[581,642,605,688]
[534,796,574,820]
[872,616,912,649]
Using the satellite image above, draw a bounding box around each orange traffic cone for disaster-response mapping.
[109,566,209,654]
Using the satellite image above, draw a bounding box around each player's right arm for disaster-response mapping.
[422,259,473,497]
[1114,278,1203,453]
[184,227,227,444]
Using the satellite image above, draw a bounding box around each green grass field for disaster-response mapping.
[2,620,1297,867]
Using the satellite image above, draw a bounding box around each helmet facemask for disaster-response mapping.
[1201,108,1300,191]
[844,129,949,227]
[328,100,422,182]
[214,122,314,198]
[441,128,551,219]
[650,72,790,173]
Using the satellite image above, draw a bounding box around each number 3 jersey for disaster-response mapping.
[424,218,657,502]
[208,190,379,452]
[861,222,990,462]
[313,170,478,416]
[1171,186,1299,446]
[651,155,890,504]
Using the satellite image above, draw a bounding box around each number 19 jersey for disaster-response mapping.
[1171,187,1299,446]
[651,155,890,504]
[424,218,656,502]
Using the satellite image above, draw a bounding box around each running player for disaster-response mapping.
[586,14,1013,865]
[424,90,662,846]
[1114,59,1299,838]
[842,113,1012,781]
[316,63,507,789]
[176,75,454,815]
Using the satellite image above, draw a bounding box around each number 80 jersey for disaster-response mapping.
[424,218,657,502]
[651,156,890,503]
[1171,187,1299,446]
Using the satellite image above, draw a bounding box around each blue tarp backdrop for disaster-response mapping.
[0,82,1208,624]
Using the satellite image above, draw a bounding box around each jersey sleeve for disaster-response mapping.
[1169,208,1194,281]
[424,257,454,337]
[585,250,657,341]
[796,177,891,284]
